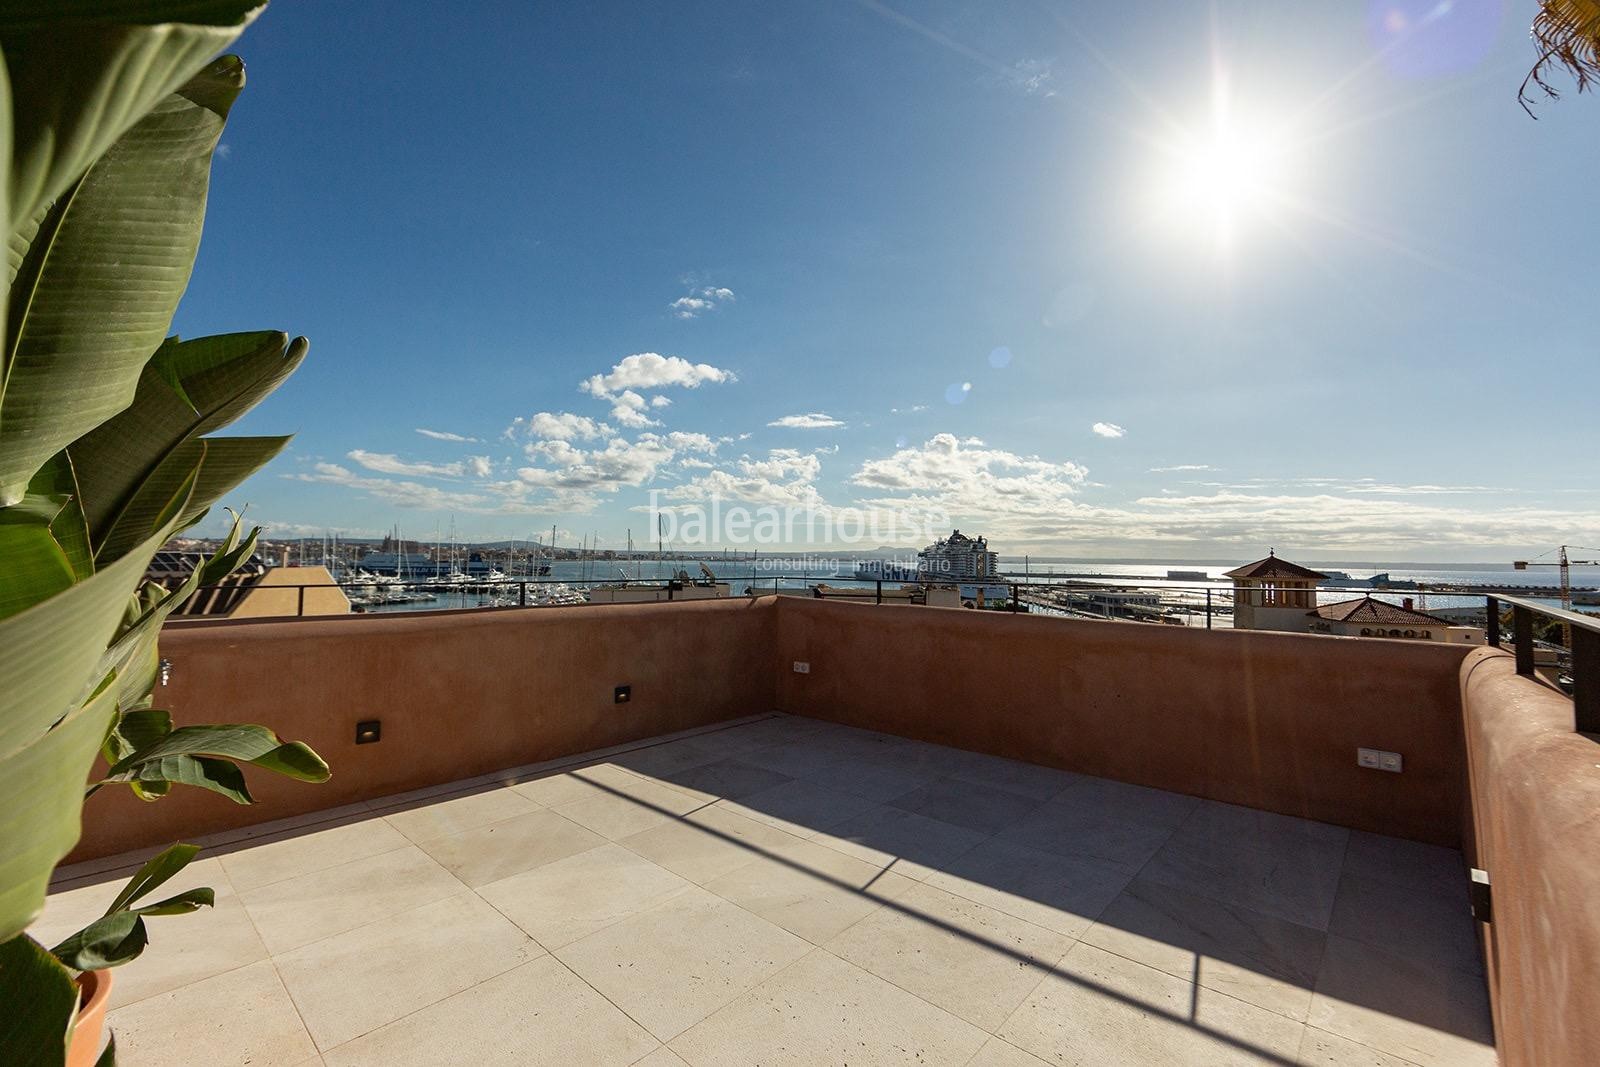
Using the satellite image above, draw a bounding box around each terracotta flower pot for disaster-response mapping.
[66,969,112,1067]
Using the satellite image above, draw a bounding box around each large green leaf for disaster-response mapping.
[50,843,213,969]
[0,511,185,755]
[0,56,245,505]
[0,491,76,619]
[100,723,331,804]
[0,684,121,944]
[0,3,259,239]
[69,331,305,556]
[0,933,78,1067]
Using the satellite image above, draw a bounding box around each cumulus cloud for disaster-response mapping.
[1091,422,1126,439]
[768,412,846,429]
[671,286,736,319]
[346,450,468,479]
[415,428,479,443]
[522,412,611,441]
[664,431,721,454]
[610,390,659,429]
[580,353,736,398]
[663,448,827,509]
[517,436,675,494]
[290,463,490,510]
[466,455,493,478]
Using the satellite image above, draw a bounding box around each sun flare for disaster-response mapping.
[1151,72,1294,257]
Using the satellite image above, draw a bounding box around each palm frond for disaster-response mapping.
[1522,0,1600,115]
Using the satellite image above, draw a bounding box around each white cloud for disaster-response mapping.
[290,463,490,510]
[415,428,479,443]
[1091,422,1126,439]
[671,286,736,319]
[1149,464,1216,473]
[664,448,827,509]
[610,390,659,429]
[581,353,736,398]
[768,412,846,429]
[740,448,821,482]
[651,395,672,408]
[522,412,611,441]
[346,450,467,479]
[466,455,493,477]
[517,436,675,494]
[664,431,721,454]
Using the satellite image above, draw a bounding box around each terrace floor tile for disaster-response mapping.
[47,718,1493,1067]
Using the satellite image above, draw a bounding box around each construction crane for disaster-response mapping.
[1513,545,1600,647]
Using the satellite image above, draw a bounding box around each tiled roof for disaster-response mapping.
[1224,553,1328,581]
[1310,596,1449,626]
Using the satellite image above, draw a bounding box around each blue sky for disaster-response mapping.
[180,1,1599,560]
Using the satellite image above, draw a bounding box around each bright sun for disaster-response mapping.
[1153,74,1293,257]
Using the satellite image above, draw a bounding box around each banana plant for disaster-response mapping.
[1,4,330,1063]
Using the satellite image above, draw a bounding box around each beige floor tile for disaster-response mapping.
[556,886,811,1040]
[922,839,1132,938]
[414,808,605,888]
[716,777,880,839]
[609,737,730,779]
[219,815,411,893]
[240,845,464,953]
[1328,870,1480,976]
[1141,823,1346,930]
[889,776,1045,835]
[1307,934,1495,1067]
[106,959,316,1066]
[1182,799,1350,852]
[702,838,916,944]
[944,752,1083,802]
[510,760,659,806]
[276,892,541,1050]
[1298,1027,1425,1066]
[738,740,851,778]
[552,776,707,840]
[478,843,694,949]
[379,786,541,843]
[826,880,1076,1031]
[1055,775,1201,828]
[995,797,1179,872]
[997,941,1305,1066]
[631,1047,691,1066]
[645,756,797,802]
[671,948,988,1065]
[620,803,806,884]
[1083,877,1327,1021]
[321,956,657,1067]
[802,754,936,803]
[36,857,268,1010]
[812,803,989,881]
[966,1037,1054,1066]
[1342,831,1464,900]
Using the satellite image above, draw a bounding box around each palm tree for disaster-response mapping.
[1523,0,1600,113]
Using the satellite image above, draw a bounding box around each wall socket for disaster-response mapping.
[792,661,810,674]
[1357,747,1403,773]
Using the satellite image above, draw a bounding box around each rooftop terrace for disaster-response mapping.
[40,595,1600,1065]
[46,713,1493,1066]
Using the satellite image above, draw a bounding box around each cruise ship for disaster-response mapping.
[855,530,1010,603]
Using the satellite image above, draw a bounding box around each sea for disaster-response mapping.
[357,555,1586,618]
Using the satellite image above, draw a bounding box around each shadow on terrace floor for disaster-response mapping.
[40,713,1496,1066]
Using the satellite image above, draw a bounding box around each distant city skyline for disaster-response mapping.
[183,2,1599,561]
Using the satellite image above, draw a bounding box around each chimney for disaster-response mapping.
[1403,597,1414,611]
[282,546,292,568]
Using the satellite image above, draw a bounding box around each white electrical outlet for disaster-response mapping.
[1357,747,1403,772]
[792,661,810,674]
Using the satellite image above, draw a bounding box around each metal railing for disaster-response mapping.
[1486,594,1599,733]
[188,575,1599,731]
